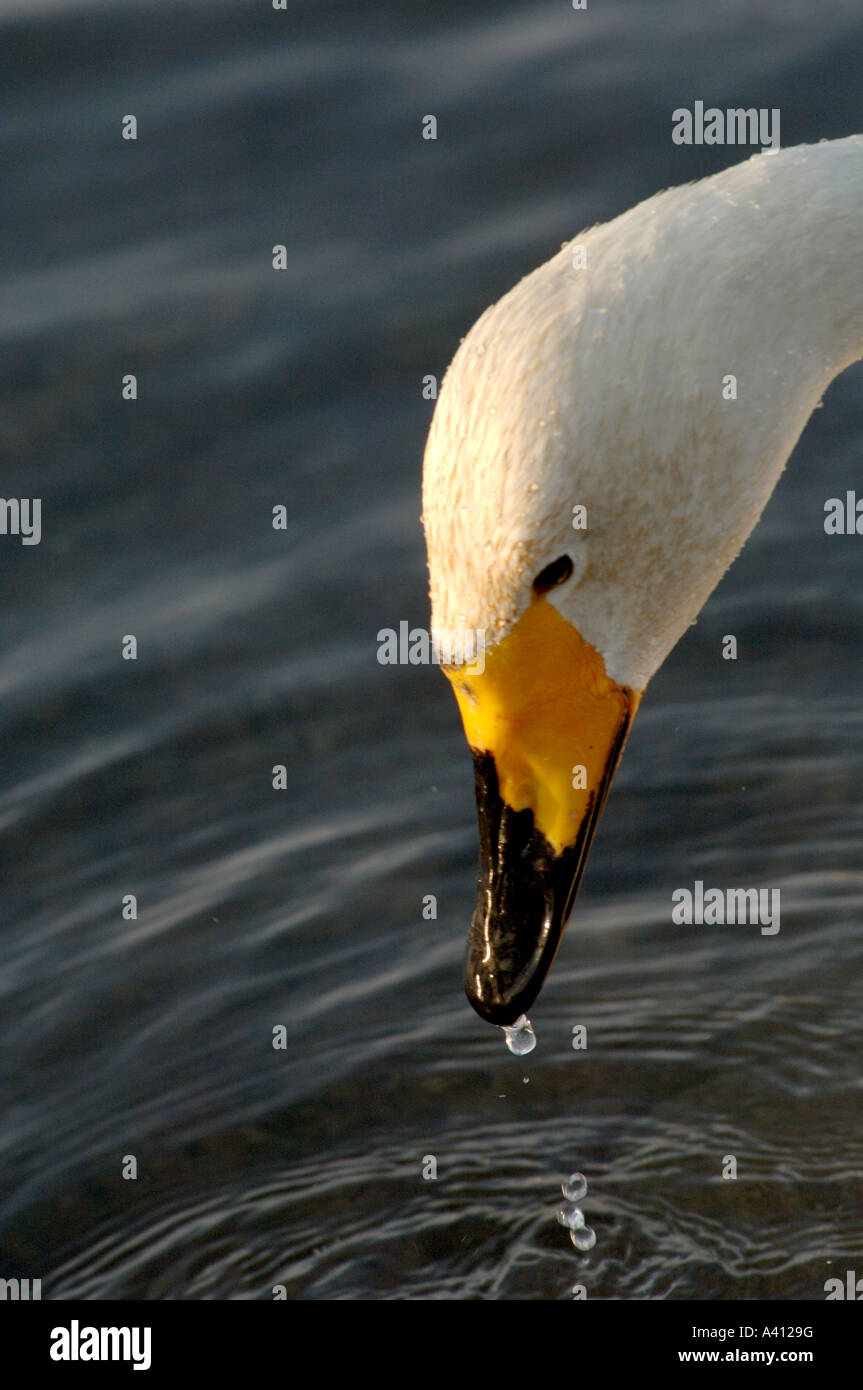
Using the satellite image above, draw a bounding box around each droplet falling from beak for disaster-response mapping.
[502,1013,536,1055]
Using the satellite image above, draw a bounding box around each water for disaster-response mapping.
[503,1014,537,1056]
[558,1173,596,1252]
[557,1206,585,1229]
[2,0,863,1300]
[562,1173,588,1203]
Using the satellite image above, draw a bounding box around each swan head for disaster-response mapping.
[423,140,863,1025]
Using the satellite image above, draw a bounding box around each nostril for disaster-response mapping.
[532,553,574,595]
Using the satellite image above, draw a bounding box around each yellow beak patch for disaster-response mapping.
[445,598,640,855]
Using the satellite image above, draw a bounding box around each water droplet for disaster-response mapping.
[557,1205,585,1230]
[502,1014,536,1055]
[562,1172,588,1202]
[527,482,539,493]
[538,418,546,428]
[570,1225,596,1252]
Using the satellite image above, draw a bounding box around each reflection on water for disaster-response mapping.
[1,0,863,1298]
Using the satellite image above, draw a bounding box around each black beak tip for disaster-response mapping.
[463,971,542,1028]
[462,748,592,1033]
[463,897,561,1028]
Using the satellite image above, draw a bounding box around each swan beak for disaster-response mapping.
[446,599,639,1026]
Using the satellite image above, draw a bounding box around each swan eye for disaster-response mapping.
[532,554,574,595]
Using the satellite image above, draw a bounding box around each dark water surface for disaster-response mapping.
[2,0,863,1299]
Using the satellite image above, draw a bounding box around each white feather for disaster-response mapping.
[423,136,863,689]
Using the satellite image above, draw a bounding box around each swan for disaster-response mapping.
[422,135,863,1028]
